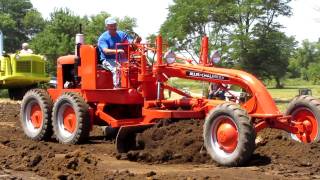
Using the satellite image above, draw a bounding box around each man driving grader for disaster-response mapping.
[98,17,141,88]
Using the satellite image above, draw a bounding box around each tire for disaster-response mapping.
[20,89,53,140]
[285,95,320,143]
[203,102,256,166]
[52,92,90,144]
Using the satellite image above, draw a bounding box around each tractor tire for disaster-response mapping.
[52,92,90,144]
[20,89,53,140]
[203,102,256,166]
[285,95,320,143]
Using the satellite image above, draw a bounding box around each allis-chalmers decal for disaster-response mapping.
[186,71,229,80]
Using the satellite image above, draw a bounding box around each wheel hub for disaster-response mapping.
[215,119,238,153]
[292,108,317,143]
[30,104,42,128]
[303,120,312,133]
[63,106,76,133]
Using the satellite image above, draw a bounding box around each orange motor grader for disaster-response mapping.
[20,34,320,166]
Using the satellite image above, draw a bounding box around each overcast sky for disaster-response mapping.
[30,0,320,43]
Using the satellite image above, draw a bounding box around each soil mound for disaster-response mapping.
[119,120,212,164]
[119,120,320,169]
[0,140,100,179]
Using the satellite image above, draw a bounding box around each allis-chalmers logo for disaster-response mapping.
[186,71,228,80]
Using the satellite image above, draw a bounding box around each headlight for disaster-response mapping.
[15,54,20,60]
[164,49,176,64]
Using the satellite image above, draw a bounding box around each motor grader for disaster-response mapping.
[20,33,320,166]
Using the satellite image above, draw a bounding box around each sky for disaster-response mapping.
[30,0,320,43]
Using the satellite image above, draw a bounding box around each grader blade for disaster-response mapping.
[116,125,153,153]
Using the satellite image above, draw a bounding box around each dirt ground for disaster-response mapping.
[0,100,319,179]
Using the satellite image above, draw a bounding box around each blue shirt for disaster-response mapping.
[97,31,131,61]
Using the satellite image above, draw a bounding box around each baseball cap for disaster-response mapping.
[105,17,117,25]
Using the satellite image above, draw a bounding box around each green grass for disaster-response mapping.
[0,89,8,98]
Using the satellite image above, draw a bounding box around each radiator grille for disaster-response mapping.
[16,61,31,73]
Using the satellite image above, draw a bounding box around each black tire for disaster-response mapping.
[52,92,90,144]
[20,89,53,140]
[203,102,256,166]
[285,95,320,142]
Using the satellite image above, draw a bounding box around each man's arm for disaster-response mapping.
[102,48,124,54]
[98,34,124,55]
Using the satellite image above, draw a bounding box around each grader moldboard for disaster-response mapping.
[20,33,320,166]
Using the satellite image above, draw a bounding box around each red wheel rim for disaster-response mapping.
[63,106,76,133]
[292,108,318,143]
[30,104,42,128]
[213,117,238,153]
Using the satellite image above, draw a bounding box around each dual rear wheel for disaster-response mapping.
[21,91,90,144]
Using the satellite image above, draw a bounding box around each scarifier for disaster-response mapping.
[20,31,320,166]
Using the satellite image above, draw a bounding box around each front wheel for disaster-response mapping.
[286,95,320,143]
[20,89,53,140]
[203,102,256,166]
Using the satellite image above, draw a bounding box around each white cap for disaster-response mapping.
[105,17,117,25]
[22,43,29,48]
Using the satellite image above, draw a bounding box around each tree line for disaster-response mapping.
[0,0,319,87]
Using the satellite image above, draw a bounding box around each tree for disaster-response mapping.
[160,0,294,86]
[288,40,319,80]
[244,28,296,88]
[160,0,229,61]
[23,9,45,37]
[306,62,320,84]
[31,8,83,74]
[0,0,43,52]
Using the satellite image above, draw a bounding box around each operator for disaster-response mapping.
[208,82,226,99]
[20,43,33,54]
[98,17,141,88]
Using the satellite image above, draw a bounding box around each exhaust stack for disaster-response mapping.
[0,31,3,56]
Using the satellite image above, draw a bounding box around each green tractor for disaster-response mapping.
[0,31,49,100]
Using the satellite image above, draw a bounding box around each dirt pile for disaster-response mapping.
[118,120,213,164]
[254,129,320,177]
[118,120,320,167]
[0,138,99,179]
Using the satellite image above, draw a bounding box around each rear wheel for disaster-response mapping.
[286,95,320,143]
[20,89,53,140]
[203,102,256,166]
[52,92,90,144]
